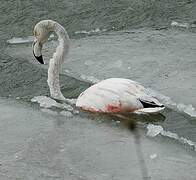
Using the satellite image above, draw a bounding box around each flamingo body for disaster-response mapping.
[76,78,164,113]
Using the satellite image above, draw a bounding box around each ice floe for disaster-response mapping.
[146,88,196,117]
[7,34,55,44]
[31,96,74,111]
[7,36,34,44]
[74,28,107,35]
[147,124,196,151]
[80,74,100,84]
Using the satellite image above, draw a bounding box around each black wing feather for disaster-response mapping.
[139,99,164,108]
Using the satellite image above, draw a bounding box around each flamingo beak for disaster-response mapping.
[32,41,44,64]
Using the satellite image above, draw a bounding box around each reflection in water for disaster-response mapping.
[78,110,166,130]
[63,109,166,180]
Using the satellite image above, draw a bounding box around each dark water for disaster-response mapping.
[0,53,90,99]
[0,0,196,39]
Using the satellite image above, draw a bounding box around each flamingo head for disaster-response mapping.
[32,20,54,64]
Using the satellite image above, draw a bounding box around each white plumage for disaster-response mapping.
[76,78,164,113]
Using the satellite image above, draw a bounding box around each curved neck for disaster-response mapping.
[47,21,70,101]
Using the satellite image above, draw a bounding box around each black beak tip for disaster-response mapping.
[32,41,44,64]
[35,55,44,64]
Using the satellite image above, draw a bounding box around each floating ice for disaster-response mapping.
[171,21,189,28]
[64,98,77,106]
[72,110,79,115]
[167,101,196,117]
[63,104,74,111]
[7,36,35,44]
[80,74,100,84]
[147,124,196,151]
[146,88,196,117]
[60,111,73,117]
[150,153,157,159]
[146,124,163,137]
[31,96,74,111]
[74,28,107,35]
[176,103,196,117]
[7,34,55,44]
[31,96,65,109]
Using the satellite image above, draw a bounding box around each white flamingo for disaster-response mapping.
[33,20,164,114]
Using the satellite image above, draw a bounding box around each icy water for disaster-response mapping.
[0,1,196,179]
